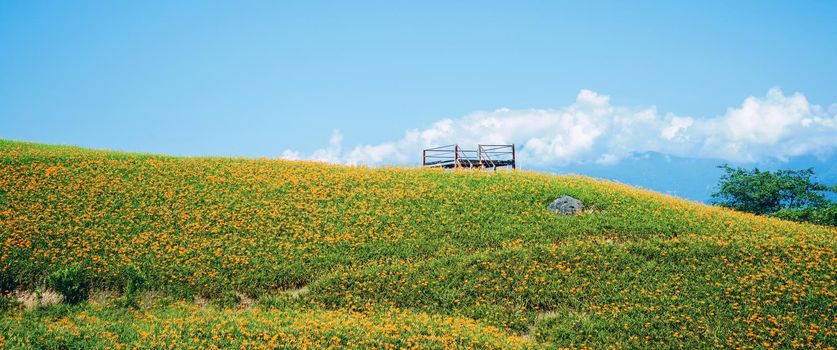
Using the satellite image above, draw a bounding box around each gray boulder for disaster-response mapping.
[548,195,584,215]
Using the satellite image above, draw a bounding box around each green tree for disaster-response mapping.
[711,165,834,215]
[770,204,837,226]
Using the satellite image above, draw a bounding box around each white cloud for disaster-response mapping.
[279,149,301,160]
[282,88,837,166]
[280,129,344,162]
[309,129,343,163]
[661,116,694,140]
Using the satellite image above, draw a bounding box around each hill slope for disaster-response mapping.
[1,140,835,349]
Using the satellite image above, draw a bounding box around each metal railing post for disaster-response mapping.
[511,144,516,169]
[478,144,483,168]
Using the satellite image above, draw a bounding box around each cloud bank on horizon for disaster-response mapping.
[281,88,837,167]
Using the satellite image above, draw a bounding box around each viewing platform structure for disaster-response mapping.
[422,144,516,170]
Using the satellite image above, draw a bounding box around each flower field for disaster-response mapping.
[1,295,527,349]
[1,139,835,349]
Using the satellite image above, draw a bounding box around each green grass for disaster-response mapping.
[1,139,835,349]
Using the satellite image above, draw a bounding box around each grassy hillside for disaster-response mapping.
[1,139,835,349]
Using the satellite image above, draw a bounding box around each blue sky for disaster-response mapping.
[2,1,837,201]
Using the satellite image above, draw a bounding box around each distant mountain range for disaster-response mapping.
[545,152,837,203]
